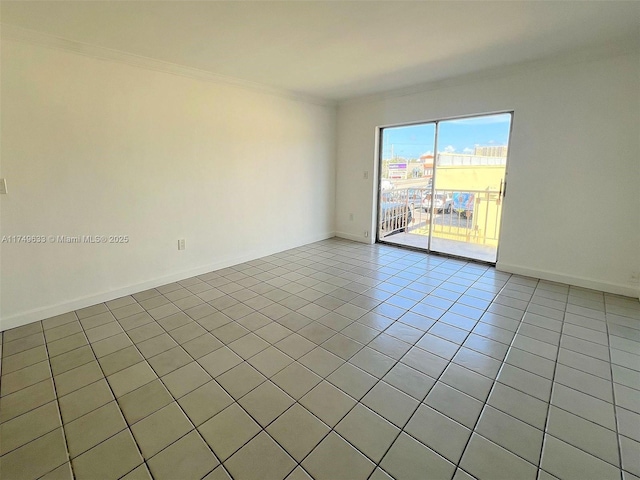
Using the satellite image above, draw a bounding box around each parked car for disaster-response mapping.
[381,179,394,191]
[422,192,452,213]
[404,188,428,209]
[384,188,426,209]
[379,201,413,237]
[451,192,475,218]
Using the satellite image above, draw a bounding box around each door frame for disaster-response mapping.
[375,110,515,264]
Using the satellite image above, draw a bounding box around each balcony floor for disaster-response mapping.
[381,231,497,263]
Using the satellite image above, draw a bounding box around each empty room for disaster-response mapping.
[1,1,639,480]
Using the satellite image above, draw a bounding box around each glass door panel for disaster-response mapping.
[430,113,511,262]
[377,123,435,249]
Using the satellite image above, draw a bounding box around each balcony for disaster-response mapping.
[378,188,503,263]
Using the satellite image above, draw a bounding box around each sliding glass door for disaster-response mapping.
[378,122,436,249]
[377,112,512,263]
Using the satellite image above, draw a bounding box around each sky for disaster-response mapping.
[381,113,512,159]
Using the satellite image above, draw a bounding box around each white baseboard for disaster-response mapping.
[0,231,335,332]
[496,261,640,299]
[335,231,374,244]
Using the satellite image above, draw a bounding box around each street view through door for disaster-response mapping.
[377,113,512,263]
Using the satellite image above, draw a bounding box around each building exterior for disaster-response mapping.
[474,145,508,157]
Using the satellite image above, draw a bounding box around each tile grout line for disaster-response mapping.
[471,283,631,476]
[0,323,76,468]
[470,294,630,432]
[74,302,160,479]
[131,270,310,478]
[39,317,76,478]
[365,261,510,479]
[207,251,487,478]
[51,290,224,477]
[539,287,636,474]
[276,257,469,479]
[115,287,252,479]
[116,272,300,477]
[202,278,397,478]
[2,238,639,480]
[185,249,398,478]
[604,299,626,480]
[535,285,566,480]
[446,276,538,479]
[121,258,373,478]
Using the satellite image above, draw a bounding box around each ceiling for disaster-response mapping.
[2,1,639,101]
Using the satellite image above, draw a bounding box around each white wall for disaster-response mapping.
[0,39,336,330]
[336,52,640,298]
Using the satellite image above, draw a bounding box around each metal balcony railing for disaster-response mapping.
[379,187,503,246]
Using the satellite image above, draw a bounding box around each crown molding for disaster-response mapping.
[1,23,337,108]
[340,35,640,107]
[3,22,636,109]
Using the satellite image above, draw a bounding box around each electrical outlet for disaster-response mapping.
[178,239,186,250]
[349,213,354,221]
[0,178,7,194]
[363,171,369,180]
[364,231,369,238]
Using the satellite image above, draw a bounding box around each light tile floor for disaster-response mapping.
[1,238,639,480]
